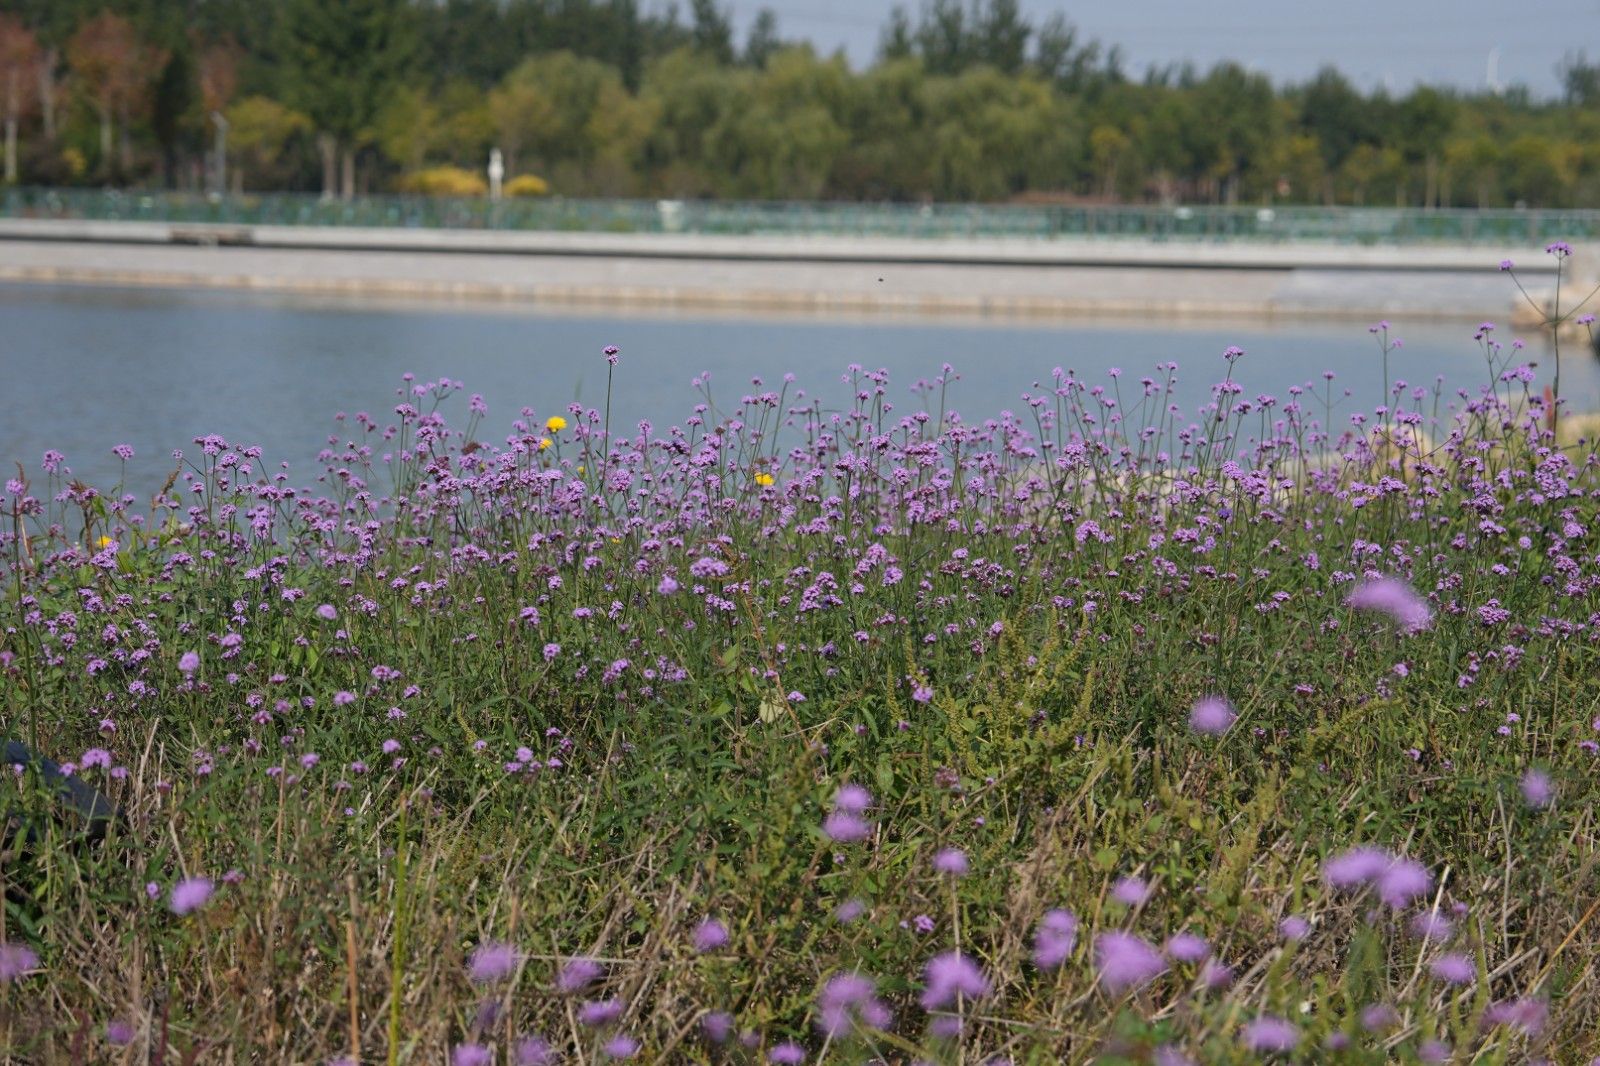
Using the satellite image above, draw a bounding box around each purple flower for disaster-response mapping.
[1430,954,1476,985]
[580,998,625,1027]
[816,973,892,1038]
[692,918,730,953]
[1279,916,1310,942]
[822,811,870,843]
[919,952,990,1010]
[453,1045,492,1066]
[1165,932,1210,963]
[1110,876,1151,906]
[833,898,866,923]
[169,878,214,916]
[106,1019,135,1046]
[1347,576,1432,632]
[1323,846,1391,888]
[656,575,679,595]
[1188,695,1236,735]
[1500,259,1514,271]
[1418,1040,1452,1064]
[1360,1003,1398,1032]
[833,783,871,813]
[604,344,620,365]
[315,604,338,621]
[1154,1047,1195,1066]
[0,943,38,982]
[468,941,518,983]
[701,1011,734,1043]
[1409,910,1453,940]
[1094,931,1167,993]
[556,957,602,992]
[1483,998,1546,1034]
[1241,1015,1300,1052]
[1223,345,1245,362]
[911,683,933,703]
[1376,858,1432,909]
[1199,960,1233,990]
[769,1042,805,1064]
[515,1036,553,1066]
[602,1034,639,1059]
[1520,769,1555,809]
[178,651,200,674]
[932,848,969,877]
[1031,909,1078,969]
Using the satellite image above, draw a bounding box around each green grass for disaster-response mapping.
[1,363,1598,1064]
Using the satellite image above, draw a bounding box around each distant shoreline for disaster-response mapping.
[0,220,1557,324]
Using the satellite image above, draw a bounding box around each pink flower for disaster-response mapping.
[1031,909,1078,969]
[468,942,518,983]
[0,943,38,982]
[1188,695,1236,735]
[1347,576,1432,632]
[1241,1016,1300,1052]
[169,878,214,916]
[1520,769,1555,809]
[919,952,990,1010]
[1094,931,1166,993]
[692,918,730,953]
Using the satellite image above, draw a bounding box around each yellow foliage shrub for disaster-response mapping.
[397,166,488,197]
[505,174,551,197]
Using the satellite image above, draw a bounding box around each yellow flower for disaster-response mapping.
[545,416,567,433]
[538,437,552,451]
[754,472,775,487]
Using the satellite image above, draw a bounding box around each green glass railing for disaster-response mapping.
[3,187,1597,245]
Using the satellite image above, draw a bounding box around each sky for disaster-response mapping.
[717,0,1598,96]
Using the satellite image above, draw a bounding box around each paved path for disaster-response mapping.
[0,218,1564,322]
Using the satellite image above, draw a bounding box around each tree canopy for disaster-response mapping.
[3,0,1599,208]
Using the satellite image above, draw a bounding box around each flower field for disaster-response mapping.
[2,313,1598,1063]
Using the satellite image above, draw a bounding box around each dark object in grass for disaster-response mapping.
[2,739,118,850]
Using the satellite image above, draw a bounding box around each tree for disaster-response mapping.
[279,0,417,199]
[226,94,313,191]
[490,52,648,192]
[689,0,733,65]
[0,15,41,183]
[1394,87,1456,207]
[66,11,165,176]
[878,6,913,63]
[149,45,194,187]
[743,9,782,69]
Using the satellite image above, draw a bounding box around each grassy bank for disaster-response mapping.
[2,327,1598,1063]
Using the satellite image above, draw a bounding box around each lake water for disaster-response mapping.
[3,283,1596,496]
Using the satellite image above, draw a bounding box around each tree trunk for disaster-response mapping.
[4,117,15,184]
[318,133,337,200]
[340,146,355,201]
[98,107,113,171]
[38,49,58,141]
[118,104,132,175]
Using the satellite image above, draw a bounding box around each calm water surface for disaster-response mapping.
[3,283,1596,495]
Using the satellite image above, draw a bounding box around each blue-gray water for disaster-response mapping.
[3,283,1596,496]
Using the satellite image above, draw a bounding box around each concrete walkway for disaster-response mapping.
[0,218,1569,323]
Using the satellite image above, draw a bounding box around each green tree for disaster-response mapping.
[226,94,314,191]
[0,14,41,183]
[279,0,416,199]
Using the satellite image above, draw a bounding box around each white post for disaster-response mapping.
[210,111,229,198]
[488,148,505,201]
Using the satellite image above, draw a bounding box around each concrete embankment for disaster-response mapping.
[0,218,1575,323]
